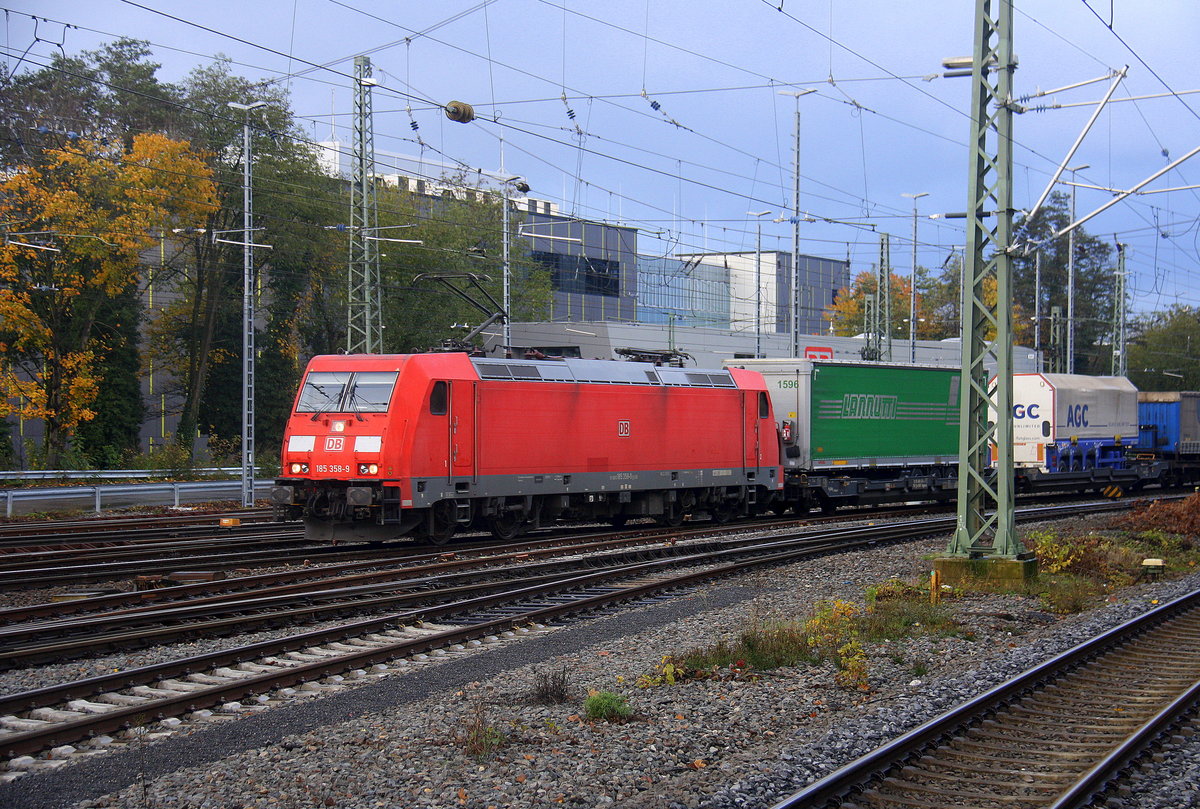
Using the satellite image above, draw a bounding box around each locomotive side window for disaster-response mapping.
[296,372,350,413]
[430,381,449,415]
[758,391,770,419]
[348,372,398,412]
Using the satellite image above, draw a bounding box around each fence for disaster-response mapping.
[2,479,275,519]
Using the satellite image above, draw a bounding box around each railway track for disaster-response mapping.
[0,499,1136,772]
[0,516,946,768]
[770,589,1200,809]
[0,508,275,544]
[0,499,1137,667]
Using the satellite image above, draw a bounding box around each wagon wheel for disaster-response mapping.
[768,500,792,517]
[710,501,737,524]
[655,500,685,527]
[488,511,524,541]
[420,501,457,546]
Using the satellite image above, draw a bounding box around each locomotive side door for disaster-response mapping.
[740,390,754,474]
[450,380,477,480]
[427,380,453,483]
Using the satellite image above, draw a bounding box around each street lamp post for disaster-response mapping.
[1066,163,1089,373]
[749,211,771,358]
[778,89,816,356]
[902,192,928,363]
[227,99,267,509]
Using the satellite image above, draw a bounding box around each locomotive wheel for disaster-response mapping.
[488,511,523,541]
[421,501,456,546]
[710,502,736,524]
[655,500,685,527]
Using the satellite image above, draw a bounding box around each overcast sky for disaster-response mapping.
[5,1,1198,314]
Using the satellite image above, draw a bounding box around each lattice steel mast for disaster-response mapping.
[946,0,1022,558]
[347,55,381,353]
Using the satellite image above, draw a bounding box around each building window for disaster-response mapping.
[531,251,620,298]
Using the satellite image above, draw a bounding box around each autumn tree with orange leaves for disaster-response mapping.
[824,261,1032,347]
[0,134,217,466]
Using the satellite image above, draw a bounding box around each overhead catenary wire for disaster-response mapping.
[4,3,1195,302]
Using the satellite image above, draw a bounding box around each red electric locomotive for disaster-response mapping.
[271,352,783,544]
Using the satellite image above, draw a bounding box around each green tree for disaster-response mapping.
[1,39,182,169]
[1012,192,1116,373]
[1127,306,1200,391]
[73,284,145,467]
[918,259,963,341]
[374,182,551,353]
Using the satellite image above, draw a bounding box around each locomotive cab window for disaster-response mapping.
[296,372,351,413]
[429,381,449,415]
[296,371,398,413]
[347,372,398,412]
[758,391,770,419]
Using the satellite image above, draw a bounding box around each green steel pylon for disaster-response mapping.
[946,0,1023,558]
[348,55,381,354]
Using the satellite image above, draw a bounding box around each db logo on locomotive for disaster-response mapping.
[617,420,631,437]
[325,436,345,451]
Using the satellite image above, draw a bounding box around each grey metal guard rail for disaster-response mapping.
[2,480,275,518]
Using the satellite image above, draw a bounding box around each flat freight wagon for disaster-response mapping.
[726,359,961,510]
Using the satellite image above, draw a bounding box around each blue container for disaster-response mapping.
[1137,392,1200,454]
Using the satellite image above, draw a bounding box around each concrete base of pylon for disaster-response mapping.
[933,554,1038,588]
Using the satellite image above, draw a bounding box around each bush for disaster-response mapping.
[583,690,631,722]
[1116,494,1200,537]
[1023,529,1142,585]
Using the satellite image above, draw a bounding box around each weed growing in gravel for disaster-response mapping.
[584,689,632,722]
[1005,524,1199,613]
[862,583,960,640]
[530,666,572,704]
[638,589,962,692]
[458,701,506,758]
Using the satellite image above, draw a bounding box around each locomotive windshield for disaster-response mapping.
[296,371,398,414]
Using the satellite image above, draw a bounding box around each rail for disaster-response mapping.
[1,479,275,518]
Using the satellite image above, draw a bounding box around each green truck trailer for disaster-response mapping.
[725,359,962,510]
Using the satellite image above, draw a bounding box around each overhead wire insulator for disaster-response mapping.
[444,100,475,124]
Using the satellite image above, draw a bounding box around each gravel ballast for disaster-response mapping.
[3,529,1198,809]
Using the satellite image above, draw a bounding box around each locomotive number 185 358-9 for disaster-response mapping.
[316,464,351,474]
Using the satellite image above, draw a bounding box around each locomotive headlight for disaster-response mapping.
[357,463,378,475]
[289,462,302,474]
